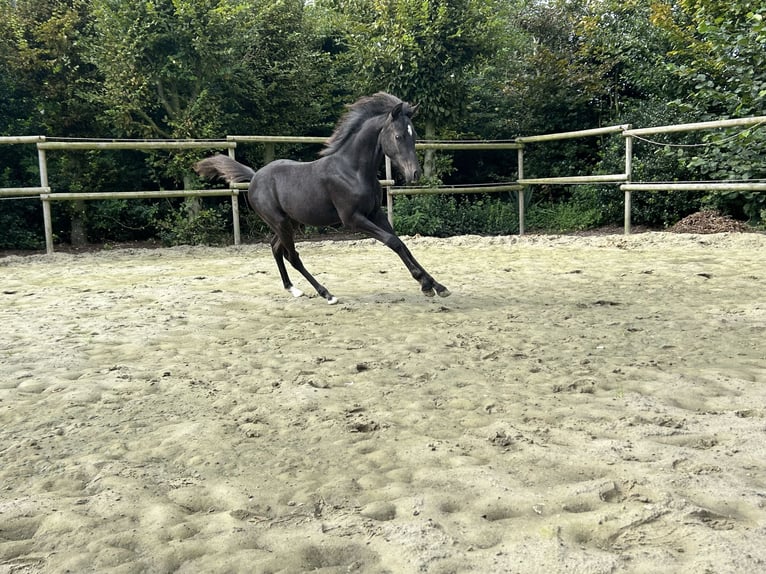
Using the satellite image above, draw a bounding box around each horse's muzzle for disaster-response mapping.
[404,167,421,185]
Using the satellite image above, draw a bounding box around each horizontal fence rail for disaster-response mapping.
[40,190,239,201]
[516,124,631,143]
[1,187,51,197]
[415,141,522,150]
[0,135,46,144]
[37,140,237,151]
[228,135,326,144]
[1,115,763,253]
[388,183,523,196]
[519,174,629,185]
[621,182,766,192]
[623,116,766,137]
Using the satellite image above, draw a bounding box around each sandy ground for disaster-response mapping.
[1,232,765,574]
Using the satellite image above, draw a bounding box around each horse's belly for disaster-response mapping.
[252,162,341,226]
[291,202,341,226]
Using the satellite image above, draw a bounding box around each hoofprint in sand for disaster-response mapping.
[1,233,765,573]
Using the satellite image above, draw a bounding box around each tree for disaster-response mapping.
[89,0,333,138]
[653,1,765,119]
[322,0,505,177]
[87,0,334,229]
[0,0,98,135]
[652,1,766,221]
[0,0,103,247]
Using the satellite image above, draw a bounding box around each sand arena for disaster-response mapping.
[1,233,765,573]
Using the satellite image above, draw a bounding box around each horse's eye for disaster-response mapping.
[395,134,402,140]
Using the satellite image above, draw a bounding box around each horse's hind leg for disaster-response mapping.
[271,219,338,304]
[270,235,303,298]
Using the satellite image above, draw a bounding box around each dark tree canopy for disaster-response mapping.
[1,0,764,248]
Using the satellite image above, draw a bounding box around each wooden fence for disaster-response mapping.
[1,115,764,253]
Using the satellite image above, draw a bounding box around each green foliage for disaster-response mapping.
[86,200,161,243]
[575,0,679,116]
[501,0,605,137]
[0,146,46,248]
[2,0,764,245]
[414,150,455,188]
[0,0,98,136]
[550,186,617,228]
[327,0,504,128]
[89,0,252,139]
[392,191,612,237]
[393,194,519,236]
[656,1,765,118]
[525,201,602,233]
[239,209,272,240]
[0,201,44,249]
[701,191,766,224]
[523,184,702,230]
[88,0,331,139]
[632,190,702,228]
[156,205,229,246]
[652,2,766,224]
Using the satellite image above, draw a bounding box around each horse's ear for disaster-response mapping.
[407,104,419,118]
[390,102,404,120]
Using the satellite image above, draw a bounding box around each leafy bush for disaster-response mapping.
[525,201,602,233]
[631,190,703,228]
[86,199,160,243]
[701,190,766,224]
[393,194,520,237]
[0,203,44,249]
[557,184,703,230]
[239,209,271,241]
[156,205,229,246]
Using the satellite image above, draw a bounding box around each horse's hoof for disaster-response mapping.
[287,286,304,298]
[437,288,451,298]
[422,288,436,297]
[327,296,339,305]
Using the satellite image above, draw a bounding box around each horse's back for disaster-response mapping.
[252,158,316,185]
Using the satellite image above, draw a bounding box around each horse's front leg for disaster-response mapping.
[347,211,450,298]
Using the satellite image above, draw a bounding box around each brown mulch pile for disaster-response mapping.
[668,210,752,234]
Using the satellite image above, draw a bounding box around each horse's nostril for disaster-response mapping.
[413,169,421,182]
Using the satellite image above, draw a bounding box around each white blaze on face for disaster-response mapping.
[407,124,413,138]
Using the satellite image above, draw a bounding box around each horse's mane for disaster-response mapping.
[320,92,411,157]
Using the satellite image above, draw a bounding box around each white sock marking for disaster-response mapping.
[287,286,304,298]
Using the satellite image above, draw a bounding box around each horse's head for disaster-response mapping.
[380,102,421,185]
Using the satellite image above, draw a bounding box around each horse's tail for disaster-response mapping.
[194,154,255,184]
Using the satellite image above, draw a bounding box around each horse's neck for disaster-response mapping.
[345,117,385,180]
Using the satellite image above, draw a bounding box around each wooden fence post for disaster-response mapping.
[264,143,275,165]
[517,146,525,236]
[624,131,633,235]
[37,146,54,254]
[226,145,241,245]
[385,156,394,227]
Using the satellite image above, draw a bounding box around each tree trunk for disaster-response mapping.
[183,173,201,219]
[70,200,87,247]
